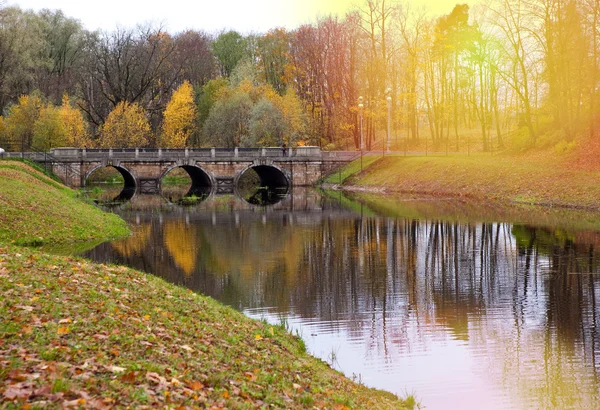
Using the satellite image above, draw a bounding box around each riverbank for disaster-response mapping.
[325,151,600,211]
[0,160,410,408]
[0,246,407,408]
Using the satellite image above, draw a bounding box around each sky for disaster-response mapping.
[9,0,475,34]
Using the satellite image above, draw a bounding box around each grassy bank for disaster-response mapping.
[0,246,407,409]
[325,153,600,210]
[0,160,129,247]
[0,161,410,408]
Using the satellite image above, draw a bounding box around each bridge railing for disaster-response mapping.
[47,146,329,160]
[7,147,358,163]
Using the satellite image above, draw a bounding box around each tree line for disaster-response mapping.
[0,0,598,152]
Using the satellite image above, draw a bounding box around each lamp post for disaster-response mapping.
[358,96,364,171]
[385,88,392,153]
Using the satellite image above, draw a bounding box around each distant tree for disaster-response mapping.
[280,88,307,146]
[256,28,290,94]
[99,101,150,147]
[58,94,89,147]
[32,104,66,150]
[173,30,215,87]
[0,8,47,113]
[248,98,285,147]
[197,77,229,130]
[203,92,252,147]
[79,25,179,128]
[212,31,248,77]
[3,93,44,151]
[37,9,86,104]
[161,81,197,148]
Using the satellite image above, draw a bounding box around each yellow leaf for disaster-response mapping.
[254,334,263,340]
[143,315,151,321]
[57,326,70,335]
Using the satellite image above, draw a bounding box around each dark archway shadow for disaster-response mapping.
[86,165,137,205]
[162,165,213,205]
[238,165,289,206]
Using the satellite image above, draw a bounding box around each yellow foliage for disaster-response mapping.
[163,220,198,277]
[33,105,67,150]
[100,101,150,148]
[161,81,197,148]
[4,94,44,147]
[110,224,151,257]
[59,94,90,148]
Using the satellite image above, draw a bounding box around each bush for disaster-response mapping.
[554,140,576,154]
[508,127,534,152]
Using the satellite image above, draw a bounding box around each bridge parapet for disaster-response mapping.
[49,146,336,162]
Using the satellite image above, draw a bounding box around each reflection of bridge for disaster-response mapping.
[20,147,356,194]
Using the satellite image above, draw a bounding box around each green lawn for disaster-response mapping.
[335,153,600,210]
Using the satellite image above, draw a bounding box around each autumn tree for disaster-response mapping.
[173,30,215,87]
[99,101,150,147]
[3,93,44,151]
[161,81,197,148]
[58,94,89,147]
[32,104,66,150]
[79,25,179,128]
[256,28,290,95]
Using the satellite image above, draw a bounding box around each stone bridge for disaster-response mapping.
[30,147,356,195]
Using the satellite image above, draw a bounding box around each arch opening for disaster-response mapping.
[237,165,289,206]
[161,165,212,205]
[85,165,136,203]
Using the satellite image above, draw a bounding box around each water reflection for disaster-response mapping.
[84,190,600,409]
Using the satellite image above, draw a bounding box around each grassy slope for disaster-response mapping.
[0,161,409,408]
[337,153,600,210]
[0,247,406,409]
[0,160,129,246]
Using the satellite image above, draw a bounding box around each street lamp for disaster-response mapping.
[358,96,364,170]
[385,88,392,153]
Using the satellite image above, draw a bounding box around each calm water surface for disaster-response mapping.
[83,188,600,409]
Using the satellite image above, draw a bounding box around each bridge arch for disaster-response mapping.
[159,164,214,198]
[235,164,290,205]
[235,164,290,189]
[84,163,137,201]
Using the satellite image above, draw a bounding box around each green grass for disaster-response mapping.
[330,153,600,211]
[322,154,382,185]
[0,245,410,409]
[0,160,129,247]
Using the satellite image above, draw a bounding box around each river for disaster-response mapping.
[82,187,600,409]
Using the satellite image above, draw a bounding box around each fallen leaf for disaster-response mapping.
[57,326,70,335]
[187,380,204,391]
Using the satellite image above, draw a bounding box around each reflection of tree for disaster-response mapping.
[110,224,151,257]
[163,220,199,277]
